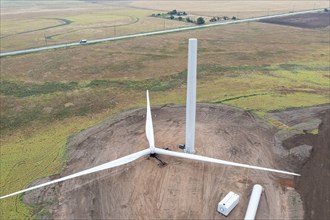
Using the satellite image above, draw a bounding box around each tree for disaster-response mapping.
[210,17,217,22]
[170,15,174,19]
[186,17,193,23]
[232,16,237,20]
[196,17,205,25]
[178,16,183,21]
[169,9,177,15]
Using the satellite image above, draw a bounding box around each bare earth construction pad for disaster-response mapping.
[25,104,309,219]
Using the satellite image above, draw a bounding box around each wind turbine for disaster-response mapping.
[185,38,197,154]
[0,39,300,201]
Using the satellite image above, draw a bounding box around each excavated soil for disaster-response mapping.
[282,109,330,220]
[24,104,329,219]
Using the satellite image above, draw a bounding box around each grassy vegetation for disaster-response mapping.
[65,13,129,25]
[88,71,186,91]
[0,114,117,219]
[0,68,186,98]
[1,19,60,35]
[308,128,319,134]
[0,90,147,219]
[0,18,329,219]
[205,62,329,111]
[0,81,78,97]
[0,72,187,131]
[220,92,328,111]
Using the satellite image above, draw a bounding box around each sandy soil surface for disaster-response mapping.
[23,104,316,219]
[260,11,330,29]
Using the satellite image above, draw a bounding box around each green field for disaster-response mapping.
[1,2,330,219]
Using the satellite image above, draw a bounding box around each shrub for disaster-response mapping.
[196,17,205,25]
[168,9,177,15]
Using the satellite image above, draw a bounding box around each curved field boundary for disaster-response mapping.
[46,15,139,40]
[213,93,269,104]
[0,18,73,39]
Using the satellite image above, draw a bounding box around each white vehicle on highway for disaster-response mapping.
[80,39,87,44]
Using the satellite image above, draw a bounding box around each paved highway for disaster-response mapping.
[0,8,326,57]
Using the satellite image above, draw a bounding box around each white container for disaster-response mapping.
[217,191,240,216]
[244,184,263,220]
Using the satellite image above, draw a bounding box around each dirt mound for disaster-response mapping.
[26,104,305,219]
[283,110,330,220]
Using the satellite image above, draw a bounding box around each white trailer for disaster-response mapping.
[217,191,240,216]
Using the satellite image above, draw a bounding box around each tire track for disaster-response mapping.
[46,16,139,40]
[1,18,72,39]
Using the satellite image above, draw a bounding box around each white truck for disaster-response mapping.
[217,191,240,216]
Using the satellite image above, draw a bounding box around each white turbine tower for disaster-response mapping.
[185,38,197,154]
[0,40,300,202]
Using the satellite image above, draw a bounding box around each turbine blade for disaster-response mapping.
[146,90,155,153]
[0,149,150,200]
[154,148,300,176]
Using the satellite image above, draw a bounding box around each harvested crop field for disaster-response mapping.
[23,104,330,219]
[129,0,329,18]
[260,11,330,29]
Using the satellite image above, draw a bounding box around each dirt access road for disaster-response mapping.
[24,104,322,219]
